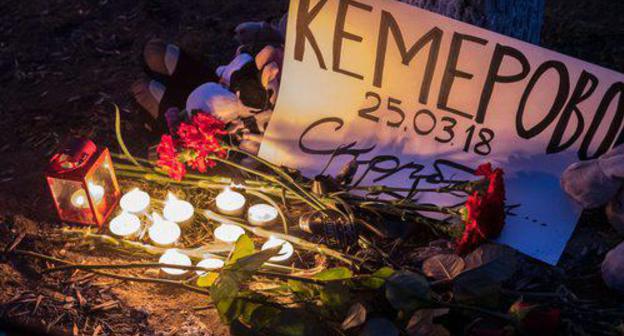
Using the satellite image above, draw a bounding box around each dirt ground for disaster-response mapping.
[0,0,623,335]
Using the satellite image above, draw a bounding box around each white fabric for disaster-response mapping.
[164,44,180,75]
[561,159,621,208]
[185,83,242,123]
[148,80,166,103]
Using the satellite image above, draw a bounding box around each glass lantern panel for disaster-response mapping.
[85,152,118,223]
[47,177,96,224]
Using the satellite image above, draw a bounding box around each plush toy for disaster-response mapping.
[132,15,286,156]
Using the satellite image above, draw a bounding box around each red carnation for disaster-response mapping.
[456,163,506,255]
[156,135,187,180]
[156,112,226,179]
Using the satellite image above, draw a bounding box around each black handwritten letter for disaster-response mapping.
[333,0,372,80]
[437,33,488,120]
[579,82,624,160]
[294,0,329,69]
[373,10,442,104]
[546,70,598,154]
[476,44,530,124]
[516,61,570,139]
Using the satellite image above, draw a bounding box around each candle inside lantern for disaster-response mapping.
[71,182,104,209]
[261,236,294,262]
[163,193,194,224]
[109,212,141,238]
[120,188,150,214]
[149,213,181,246]
[213,224,245,243]
[159,249,192,276]
[196,258,225,275]
[215,187,246,216]
[247,204,278,226]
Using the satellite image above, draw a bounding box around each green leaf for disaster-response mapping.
[248,304,281,330]
[385,271,432,313]
[196,272,219,288]
[360,318,399,336]
[287,280,316,299]
[269,309,325,336]
[227,234,255,266]
[373,267,395,278]
[453,252,517,306]
[229,246,280,273]
[319,282,351,309]
[312,267,353,281]
[361,267,395,289]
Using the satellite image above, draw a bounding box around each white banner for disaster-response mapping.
[259,0,624,264]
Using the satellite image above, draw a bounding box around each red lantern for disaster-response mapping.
[45,138,121,227]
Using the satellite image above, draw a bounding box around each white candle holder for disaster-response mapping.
[215,187,246,216]
[149,213,181,247]
[247,203,278,226]
[109,212,142,239]
[196,258,225,275]
[213,224,245,243]
[163,193,194,225]
[119,188,150,215]
[261,236,294,263]
[159,249,192,276]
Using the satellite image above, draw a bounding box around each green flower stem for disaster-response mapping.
[115,170,300,200]
[209,156,324,211]
[13,249,212,296]
[114,105,146,170]
[356,199,461,216]
[224,147,328,211]
[246,190,290,235]
[349,184,472,194]
[202,209,357,266]
[59,227,299,273]
[436,301,513,322]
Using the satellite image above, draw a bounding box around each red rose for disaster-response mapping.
[456,163,506,255]
[156,135,187,180]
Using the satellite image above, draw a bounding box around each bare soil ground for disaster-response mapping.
[0,0,623,335]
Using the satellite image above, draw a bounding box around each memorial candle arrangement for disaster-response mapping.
[109,212,142,239]
[247,204,278,226]
[213,224,245,243]
[46,138,120,226]
[159,249,192,276]
[163,193,194,224]
[215,187,246,216]
[149,213,181,247]
[120,188,150,214]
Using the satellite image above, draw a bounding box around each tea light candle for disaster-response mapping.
[120,188,150,214]
[213,224,245,243]
[71,182,104,208]
[247,204,278,226]
[163,193,194,224]
[109,212,141,238]
[149,213,181,247]
[159,249,192,276]
[215,187,246,216]
[261,236,294,262]
[196,258,225,275]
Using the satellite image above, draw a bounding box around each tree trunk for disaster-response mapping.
[399,0,544,44]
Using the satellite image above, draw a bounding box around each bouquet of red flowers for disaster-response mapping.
[156,112,228,180]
